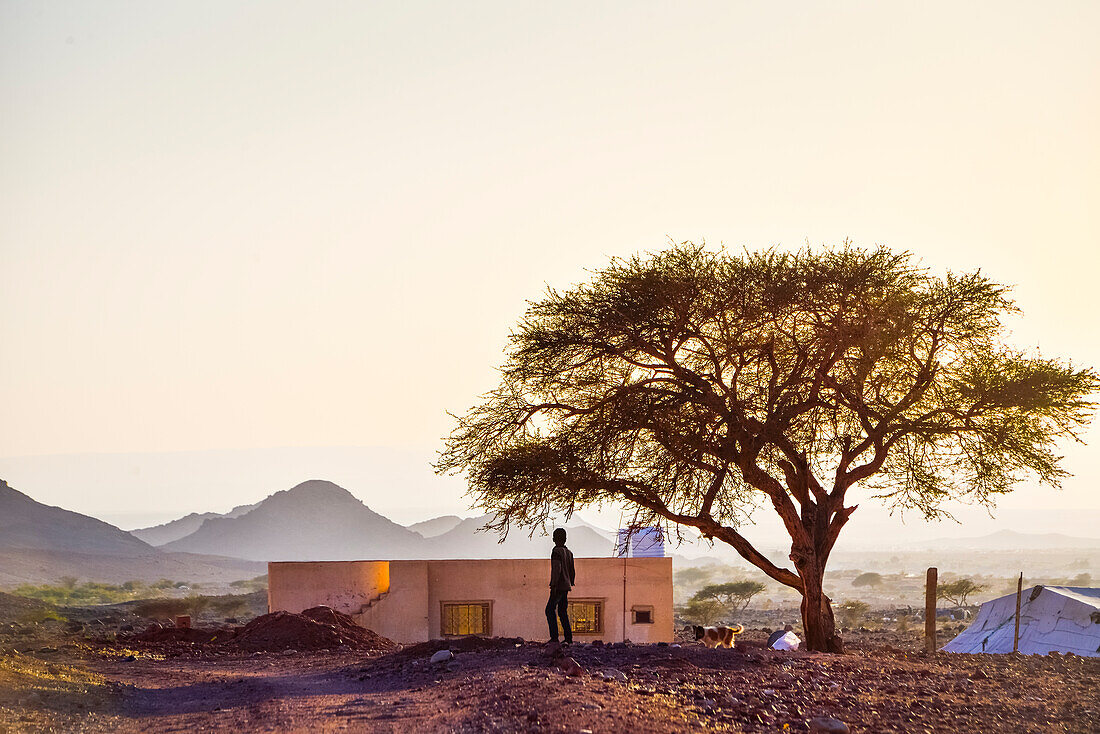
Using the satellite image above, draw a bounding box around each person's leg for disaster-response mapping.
[556,592,572,644]
[545,591,560,642]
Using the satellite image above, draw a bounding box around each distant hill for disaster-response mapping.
[162,480,426,561]
[915,529,1100,550]
[0,479,261,587]
[0,548,264,587]
[131,501,259,546]
[426,515,615,559]
[0,479,154,556]
[407,515,464,538]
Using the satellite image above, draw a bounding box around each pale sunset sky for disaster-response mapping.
[2,2,1098,533]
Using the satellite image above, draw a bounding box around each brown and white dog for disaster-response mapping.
[691,624,744,649]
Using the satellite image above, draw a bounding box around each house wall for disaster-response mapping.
[267,560,389,616]
[267,557,673,644]
[356,560,430,643]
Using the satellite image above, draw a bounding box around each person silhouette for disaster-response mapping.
[546,528,576,644]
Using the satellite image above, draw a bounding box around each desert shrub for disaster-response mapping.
[18,608,67,625]
[229,575,267,591]
[210,596,249,617]
[133,593,251,620]
[132,598,191,618]
[13,581,139,606]
[837,600,870,627]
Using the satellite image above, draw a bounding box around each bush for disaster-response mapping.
[18,608,67,625]
[210,596,249,617]
[229,575,267,591]
[837,600,870,627]
[13,581,140,606]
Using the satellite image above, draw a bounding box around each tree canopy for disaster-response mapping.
[438,243,1098,650]
[937,579,987,607]
[690,581,767,613]
[852,572,883,588]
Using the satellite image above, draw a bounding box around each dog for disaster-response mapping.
[691,624,744,649]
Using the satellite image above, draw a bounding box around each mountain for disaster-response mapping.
[162,480,426,561]
[0,479,261,586]
[915,529,1100,551]
[131,501,259,546]
[407,515,464,538]
[0,479,154,556]
[426,515,616,559]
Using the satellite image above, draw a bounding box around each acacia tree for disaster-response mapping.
[692,581,767,613]
[437,244,1098,651]
[937,579,986,608]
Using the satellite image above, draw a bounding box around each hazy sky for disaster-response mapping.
[3,2,1099,519]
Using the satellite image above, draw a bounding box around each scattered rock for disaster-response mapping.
[600,668,628,682]
[557,656,586,676]
[810,716,850,733]
[430,650,454,664]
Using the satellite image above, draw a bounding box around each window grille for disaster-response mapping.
[441,602,491,636]
[567,599,603,634]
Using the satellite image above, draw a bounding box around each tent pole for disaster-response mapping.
[1013,573,1023,653]
[925,567,937,654]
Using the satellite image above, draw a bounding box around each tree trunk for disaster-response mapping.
[797,561,843,653]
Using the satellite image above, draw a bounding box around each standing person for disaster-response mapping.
[546,528,576,644]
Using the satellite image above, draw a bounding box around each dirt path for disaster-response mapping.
[3,630,1099,733]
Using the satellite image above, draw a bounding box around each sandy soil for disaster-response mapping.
[1,605,1098,733]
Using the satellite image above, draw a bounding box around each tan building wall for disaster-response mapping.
[268,557,673,644]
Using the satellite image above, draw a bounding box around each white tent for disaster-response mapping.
[942,586,1100,656]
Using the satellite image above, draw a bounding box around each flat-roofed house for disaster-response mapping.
[267,557,673,644]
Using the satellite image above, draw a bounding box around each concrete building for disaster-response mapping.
[267,557,673,644]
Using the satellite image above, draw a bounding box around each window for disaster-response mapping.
[632,606,654,624]
[567,599,603,634]
[441,602,491,636]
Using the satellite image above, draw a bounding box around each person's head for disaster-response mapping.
[783,624,794,632]
[553,528,567,545]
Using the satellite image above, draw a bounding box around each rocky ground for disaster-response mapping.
[1,594,1097,733]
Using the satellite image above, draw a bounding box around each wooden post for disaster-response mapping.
[1013,572,1023,653]
[925,567,937,653]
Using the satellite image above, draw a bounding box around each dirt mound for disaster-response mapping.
[300,606,363,634]
[121,606,397,655]
[226,609,396,653]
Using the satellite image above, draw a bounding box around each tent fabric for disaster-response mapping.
[771,631,801,651]
[941,586,1100,656]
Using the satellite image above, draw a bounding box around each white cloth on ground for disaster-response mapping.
[771,631,801,650]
